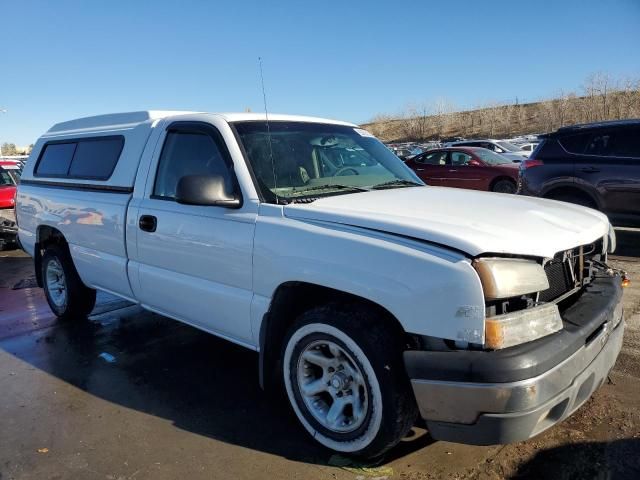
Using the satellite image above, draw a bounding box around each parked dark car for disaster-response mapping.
[405,147,519,193]
[519,119,640,227]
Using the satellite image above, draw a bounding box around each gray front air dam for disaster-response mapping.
[405,275,624,445]
[419,318,623,445]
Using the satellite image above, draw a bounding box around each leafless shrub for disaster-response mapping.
[365,72,640,142]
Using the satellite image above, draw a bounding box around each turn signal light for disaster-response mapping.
[622,276,631,288]
[484,303,563,350]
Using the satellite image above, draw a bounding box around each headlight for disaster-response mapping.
[474,258,549,300]
[485,303,563,349]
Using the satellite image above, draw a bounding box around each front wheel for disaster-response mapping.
[282,304,417,458]
[42,245,96,320]
[492,179,517,194]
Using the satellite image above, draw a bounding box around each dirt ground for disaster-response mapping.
[0,229,639,480]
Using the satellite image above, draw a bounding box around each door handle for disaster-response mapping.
[580,167,600,173]
[448,169,458,172]
[139,215,157,232]
[416,168,425,171]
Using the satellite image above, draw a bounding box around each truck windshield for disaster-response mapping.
[233,121,423,203]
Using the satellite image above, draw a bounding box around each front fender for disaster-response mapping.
[252,211,486,345]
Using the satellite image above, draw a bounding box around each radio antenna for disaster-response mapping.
[258,57,278,204]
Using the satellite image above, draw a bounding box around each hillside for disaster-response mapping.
[363,75,640,142]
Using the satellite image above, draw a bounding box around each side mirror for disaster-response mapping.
[468,159,482,167]
[175,175,241,208]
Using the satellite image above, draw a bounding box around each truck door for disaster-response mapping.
[129,118,257,346]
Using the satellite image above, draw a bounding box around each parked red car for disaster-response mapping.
[0,161,21,249]
[0,161,21,209]
[405,147,519,193]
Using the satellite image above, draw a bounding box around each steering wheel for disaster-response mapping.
[333,167,359,177]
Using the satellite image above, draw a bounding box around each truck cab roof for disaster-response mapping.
[26,111,361,193]
[45,111,356,137]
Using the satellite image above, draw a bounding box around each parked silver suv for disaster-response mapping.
[445,139,529,162]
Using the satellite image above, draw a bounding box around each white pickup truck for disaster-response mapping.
[17,111,624,458]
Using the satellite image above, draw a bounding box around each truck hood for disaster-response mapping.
[283,187,610,258]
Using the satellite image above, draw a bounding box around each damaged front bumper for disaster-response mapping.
[404,275,624,445]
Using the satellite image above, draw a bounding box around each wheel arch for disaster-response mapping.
[258,281,407,391]
[542,184,600,209]
[34,225,69,287]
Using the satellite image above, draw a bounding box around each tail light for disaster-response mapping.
[521,158,544,169]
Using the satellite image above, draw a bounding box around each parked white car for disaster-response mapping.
[444,139,530,161]
[518,142,540,153]
[17,111,624,458]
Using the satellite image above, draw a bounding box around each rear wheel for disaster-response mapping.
[42,244,96,320]
[282,304,417,458]
[492,179,517,194]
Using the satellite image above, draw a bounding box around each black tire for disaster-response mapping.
[41,244,96,320]
[492,179,517,194]
[282,303,417,459]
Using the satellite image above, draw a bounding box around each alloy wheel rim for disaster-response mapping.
[296,339,369,433]
[45,259,67,308]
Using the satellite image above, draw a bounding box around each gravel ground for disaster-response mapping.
[0,229,638,480]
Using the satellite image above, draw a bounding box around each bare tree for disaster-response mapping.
[515,103,528,133]
[583,72,616,121]
[479,102,502,137]
[399,103,432,141]
[431,98,456,137]
[499,104,517,137]
[553,90,574,128]
[367,113,395,138]
[613,77,640,119]
[1,143,18,155]
[363,72,640,142]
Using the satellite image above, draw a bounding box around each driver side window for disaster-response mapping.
[153,128,234,201]
[418,151,448,165]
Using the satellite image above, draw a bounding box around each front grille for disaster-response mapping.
[539,259,574,302]
[538,238,604,303]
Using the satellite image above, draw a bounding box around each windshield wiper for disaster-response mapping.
[294,184,371,195]
[371,179,423,190]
